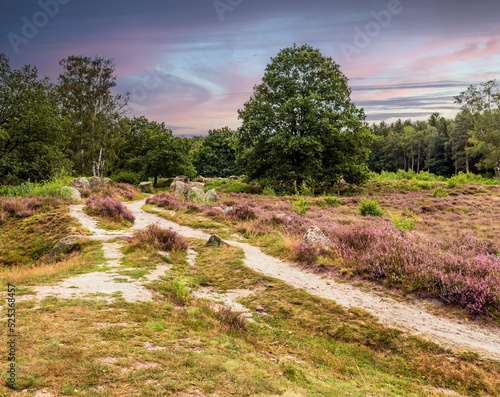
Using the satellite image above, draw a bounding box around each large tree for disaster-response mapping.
[455,80,500,179]
[117,117,194,185]
[0,54,69,184]
[191,127,240,177]
[236,44,373,193]
[58,56,128,176]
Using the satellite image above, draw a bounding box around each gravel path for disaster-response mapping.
[124,200,500,361]
[26,199,500,360]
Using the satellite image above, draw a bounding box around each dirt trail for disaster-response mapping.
[28,199,500,360]
[123,200,500,361]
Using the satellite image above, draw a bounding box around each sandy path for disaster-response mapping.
[121,200,500,360]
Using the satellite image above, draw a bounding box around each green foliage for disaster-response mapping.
[172,277,190,304]
[58,55,128,177]
[236,44,373,194]
[391,209,417,231]
[262,186,276,196]
[0,54,70,184]
[0,175,73,198]
[116,117,195,185]
[191,127,240,178]
[359,198,384,216]
[111,170,143,186]
[322,194,342,207]
[432,187,449,197]
[291,196,309,215]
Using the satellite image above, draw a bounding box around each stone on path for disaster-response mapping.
[205,235,228,247]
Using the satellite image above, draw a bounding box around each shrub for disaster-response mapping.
[291,197,309,215]
[359,198,384,216]
[131,224,188,252]
[323,194,342,207]
[172,277,190,304]
[111,171,143,186]
[391,209,417,231]
[293,243,318,264]
[85,194,135,223]
[0,196,68,223]
[215,305,247,332]
[146,193,187,210]
[432,187,449,197]
[262,186,276,196]
[227,204,257,220]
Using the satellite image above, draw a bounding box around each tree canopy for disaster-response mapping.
[0,54,69,184]
[236,44,373,193]
[191,127,240,178]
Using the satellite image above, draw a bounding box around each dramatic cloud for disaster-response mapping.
[1,0,498,134]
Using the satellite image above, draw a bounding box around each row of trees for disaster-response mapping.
[369,80,500,179]
[1,45,374,192]
[2,46,498,191]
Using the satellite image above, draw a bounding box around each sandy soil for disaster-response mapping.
[28,199,500,360]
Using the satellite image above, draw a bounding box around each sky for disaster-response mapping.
[1,0,499,135]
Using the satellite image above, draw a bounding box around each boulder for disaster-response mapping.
[69,177,91,195]
[170,181,188,197]
[229,175,239,181]
[102,178,112,186]
[205,235,228,247]
[89,176,104,188]
[302,226,332,250]
[222,206,233,214]
[173,175,189,183]
[205,189,218,203]
[196,176,206,183]
[187,182,206,201]
[62,186,81,201]
[138,181,153,192]
[48,235,85,262]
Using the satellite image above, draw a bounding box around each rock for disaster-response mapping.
[62,186,81,201]
[69,177,91,195]
[229,175,239,180]
[205,189,218,203]
[173,175,189,183]
[157,251,172,262]
[196,176,206,183]
[205,235,228,247]
[187,182,205,201]
[48,235,85,262]
[89,176,104,188]
[138,181,153,192]
[102,178,112,185]
[303,226,332,250]
[170,181,188,197]
[256,305,265,313]
[222,206,233,214]
[239,175,246,180]
[275,213,291,222]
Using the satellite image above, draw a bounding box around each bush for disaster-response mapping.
[432,187,449,197]
[131,224,188,252]
[359,198,384,216]
[291,197,309,215]
[323,194,342,207]
[0,196,68,224]
[227,204,257,220]
[262,186,276,196]
[0,177,73,198]
[391,209,417,231]
[111,171,143,186]
[85,194,135,223]
[172,277,190,304]
[146,193,186,210]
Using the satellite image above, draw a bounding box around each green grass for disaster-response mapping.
[0,175,74,198]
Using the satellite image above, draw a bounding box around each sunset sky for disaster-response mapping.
[1,0,499,135]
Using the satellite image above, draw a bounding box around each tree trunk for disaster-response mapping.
[154,174,158,187]
[465,142,470,173]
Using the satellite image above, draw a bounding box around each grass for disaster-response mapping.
[4,237,499,396]
[2,181,500,395]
